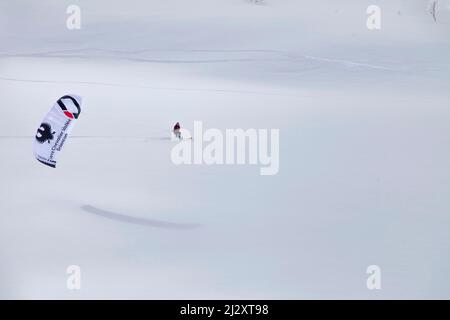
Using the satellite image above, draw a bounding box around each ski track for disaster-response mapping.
[302,55,398,71]
[0,47,424,100]
[0,76,309,98]
[2,48,447,75]
[0,47,408,71]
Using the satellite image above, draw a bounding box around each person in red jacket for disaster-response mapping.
[173,122,181,140]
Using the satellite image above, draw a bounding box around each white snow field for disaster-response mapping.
[0,0,450,299]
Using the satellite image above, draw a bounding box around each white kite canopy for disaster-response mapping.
[33,95,82,168]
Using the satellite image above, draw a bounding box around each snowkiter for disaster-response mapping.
[173,122,181,140]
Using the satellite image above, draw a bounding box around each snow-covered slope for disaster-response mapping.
[0,0,449,299]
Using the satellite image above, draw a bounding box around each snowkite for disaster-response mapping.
[33,95,82,168]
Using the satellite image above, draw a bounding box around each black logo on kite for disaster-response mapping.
[57,95,81,119]
[36,123,56,144]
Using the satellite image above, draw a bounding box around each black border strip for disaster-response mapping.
[0,300,437,318]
